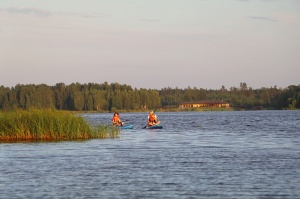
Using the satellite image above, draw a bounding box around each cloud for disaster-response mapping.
[5,7,51,17]
[61,12,107,19]
[237,0,280,2]
[248,16,278,22]
[142,19,160,23]
[1,7,107,19]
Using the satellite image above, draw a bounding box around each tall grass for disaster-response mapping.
[0,109,120,142]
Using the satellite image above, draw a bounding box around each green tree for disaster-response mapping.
[54,83,66,110]
[73,91,85,111]
[111,91,122,110]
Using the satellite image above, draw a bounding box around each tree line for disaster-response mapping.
[0,82,299,111]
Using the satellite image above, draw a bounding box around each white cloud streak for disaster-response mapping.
[248,16,278,22]
[4,7,51,17]
[1,7,106,19]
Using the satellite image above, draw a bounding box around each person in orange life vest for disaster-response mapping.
[112,112,124,126]
[147,111,160,126]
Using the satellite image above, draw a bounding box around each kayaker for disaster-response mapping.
[112,112,124,126]
[147,111,160,126]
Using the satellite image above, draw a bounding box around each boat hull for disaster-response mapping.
[120,124,134,129]
[146,125,163,129]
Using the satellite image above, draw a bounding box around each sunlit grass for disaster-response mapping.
[0,109,120,142]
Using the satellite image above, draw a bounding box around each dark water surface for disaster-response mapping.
[1,111,300,198]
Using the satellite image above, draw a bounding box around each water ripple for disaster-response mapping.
[1,110,300,198]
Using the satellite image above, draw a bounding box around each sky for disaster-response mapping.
[1,0,299,90]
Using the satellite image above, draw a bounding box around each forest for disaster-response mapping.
[0,82,299,111]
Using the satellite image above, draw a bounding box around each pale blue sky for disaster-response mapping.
[1,0,299,89]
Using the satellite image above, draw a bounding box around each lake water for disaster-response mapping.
[1,110,300,198]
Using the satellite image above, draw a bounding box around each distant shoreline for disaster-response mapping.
[74,107,295,114]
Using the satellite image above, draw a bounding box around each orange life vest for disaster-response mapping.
[112,116,120,123]
[148,114,156,122]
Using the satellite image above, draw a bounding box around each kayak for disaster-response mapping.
[120,124,134,129]
[145,125,163,129]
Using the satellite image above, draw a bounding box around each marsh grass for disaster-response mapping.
[0,109,120,142]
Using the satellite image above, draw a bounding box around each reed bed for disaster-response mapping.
[0,109,120,142]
